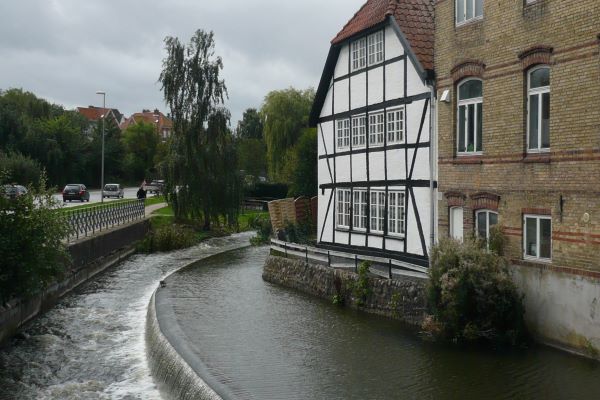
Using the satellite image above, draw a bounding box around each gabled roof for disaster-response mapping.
[77,106,122,124]
[332,0,434,71]
[119,109,173,131]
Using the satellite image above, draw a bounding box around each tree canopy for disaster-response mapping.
[122,121,160,183]
[159,29,240,229]
[235,108,263,139]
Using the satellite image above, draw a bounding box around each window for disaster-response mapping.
[457,79,483,154]
[369,113,385,146]
[367,31,384,66]
[450,207,464,242]
[456,0,483,25]
[353,189,368,230]
[528,66,550,152]
[476,210,498,246]
[388,191,406,236]
[370,190,385,233]
[336,119,350,150]
[387,108,404,143]
[351,38,366,71]
[351,115,366,148]
[336,189,351,228]
[524,215,552,260]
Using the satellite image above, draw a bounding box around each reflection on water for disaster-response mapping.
[164,246,600,400]
[0,233,253,400]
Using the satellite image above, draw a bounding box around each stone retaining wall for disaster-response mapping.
[262,255,427,326]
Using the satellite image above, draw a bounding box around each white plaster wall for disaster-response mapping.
[405,187,431,256]
[386,149,406,181]
[369,236,383,248]
[385,61,404,100]
[318,159,332,186]
[334,80,349,114]
[318,121,334,157]
[351,233,366,247]
[510,265,600,358]
[385,237,404,252]
[335,156,351,182]
[318,189,333,242]
[320,83,333,118]
[368,152,386,181]
[406,58,425,97]
[335,231,349,245]
[368,67,384,105]
[352,153,368,182]
[385,25,404,59]
[334,45,349,79]
[406,100,430,143]
[350,74,367,110]
[406,149,431,181]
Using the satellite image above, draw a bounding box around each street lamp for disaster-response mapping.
[96,91,106,203]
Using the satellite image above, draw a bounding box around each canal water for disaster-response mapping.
[164,245,600,400]
[1,236,599,399]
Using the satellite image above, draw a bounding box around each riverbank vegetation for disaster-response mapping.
[424,231,527,345]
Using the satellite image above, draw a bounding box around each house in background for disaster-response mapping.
[120,109,173,142]
[76,106,123,137]
[309,0,437,271]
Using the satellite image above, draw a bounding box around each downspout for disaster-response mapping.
[428,79,436,268]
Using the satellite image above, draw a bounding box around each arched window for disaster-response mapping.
[528,66,550,152]
[457,79,483,154]
[476,209,498,246]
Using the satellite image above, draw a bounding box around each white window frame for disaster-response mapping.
[351,115,366,148]
[368,112,385,147]
[370,190,386,233]
[457,78,483,155]
[455,0,483,26]
[450,207,464,242]
[336,189,351,229]
[387,107,405,144]
[388,190,406,237]
[351,38,366,72]
[367,30,384,66]
[353,189,368,231]
[475,209,498,248]
[527,66,550,153]
[336,119,350,150]
[523,214,552,262]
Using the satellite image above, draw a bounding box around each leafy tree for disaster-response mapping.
[88,117,125,186]
[235,108,263,139]
[159,29,241,229]
[282,128,318,197]
[237,138,266,177]
[0,152,42,186]
[122,121,160,182]
[261,88,314,181]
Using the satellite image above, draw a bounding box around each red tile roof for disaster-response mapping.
[119,110,173,132]
[77,107,111,121]
[331,0,434,71]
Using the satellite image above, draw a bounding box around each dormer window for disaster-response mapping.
[456,0,483,25]
[351,30,384,71]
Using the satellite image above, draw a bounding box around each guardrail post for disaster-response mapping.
[355,254,358,273]
[305,246,308,266]
[284,242,287,258]
[388,259,392,279]
[327,251,330,268]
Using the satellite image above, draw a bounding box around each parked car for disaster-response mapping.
[103,183,124,199]
[62,184,90,202]
[146,180,164,194]
[2,184,27,199]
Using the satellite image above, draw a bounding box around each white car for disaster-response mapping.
[103,183,124,199]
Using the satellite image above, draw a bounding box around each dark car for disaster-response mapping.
[62,184,90,202]
[2,184,27,199]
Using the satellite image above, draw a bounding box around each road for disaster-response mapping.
[53,187,160,208]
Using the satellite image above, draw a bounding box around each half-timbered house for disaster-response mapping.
[309,0,436,269]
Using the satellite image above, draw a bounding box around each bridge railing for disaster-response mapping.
[269,238,428,280]
[65,199,145,242]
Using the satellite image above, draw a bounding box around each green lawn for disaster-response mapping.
[150,206,267,232]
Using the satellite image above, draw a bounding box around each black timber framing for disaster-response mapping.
[333,55,404,83]
[318,241,429,268]
[320,180,437,190]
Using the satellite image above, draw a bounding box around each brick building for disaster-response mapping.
[434,0,600,352]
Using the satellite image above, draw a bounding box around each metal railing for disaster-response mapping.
[66,199,145,241]
[270,239,429,280]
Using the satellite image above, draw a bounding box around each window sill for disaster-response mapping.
[522,256,552,264]
[523,153,550,163]
[455,17,484,29]
[452,154,484,164]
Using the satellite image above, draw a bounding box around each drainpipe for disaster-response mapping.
[428,80,436,267]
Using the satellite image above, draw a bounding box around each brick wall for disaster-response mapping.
[435,0,600,271]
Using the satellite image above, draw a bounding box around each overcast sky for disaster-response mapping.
[0,0,365,125]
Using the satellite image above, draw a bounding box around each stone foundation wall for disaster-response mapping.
[262,255,427,327]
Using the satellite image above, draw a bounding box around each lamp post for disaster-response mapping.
[96,91,106,203]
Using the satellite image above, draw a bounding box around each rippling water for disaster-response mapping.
[0,233,253,400]
[163,246,600,400]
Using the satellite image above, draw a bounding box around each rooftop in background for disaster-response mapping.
[120,109,173,141]
[76,106,123,124]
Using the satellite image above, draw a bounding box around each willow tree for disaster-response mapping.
[261,88,314,181]
[159,30,240,229]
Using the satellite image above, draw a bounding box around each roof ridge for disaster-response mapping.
[385,0,398,16]
[331,0,372,43]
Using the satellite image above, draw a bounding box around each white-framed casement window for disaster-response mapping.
[476,209,498,246]
[368,112,385,146]
[351,37,367,71]
[353,189,368,230]
[456,0,483,25]
[457,79,483,154]
[524,214,552,261]
[450,207,464,242]
[351,115,366,148]
[336,189,351,228]
[370,190,385,233]
[387,107,405,144]
[367,30,384,66]
[527,66,550,152]
[388,191,406,236]
[336,119,350,150]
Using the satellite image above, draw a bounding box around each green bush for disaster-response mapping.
[250,215,272,245]
[0,152,42,186]
[351,261,372,307]
[137,224,197,253]
[283,220,315,245]
[425,238,526,345]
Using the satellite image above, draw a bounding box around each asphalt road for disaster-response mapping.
[53,187,152,208]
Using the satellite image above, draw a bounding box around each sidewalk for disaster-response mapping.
[145,202,168,216]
